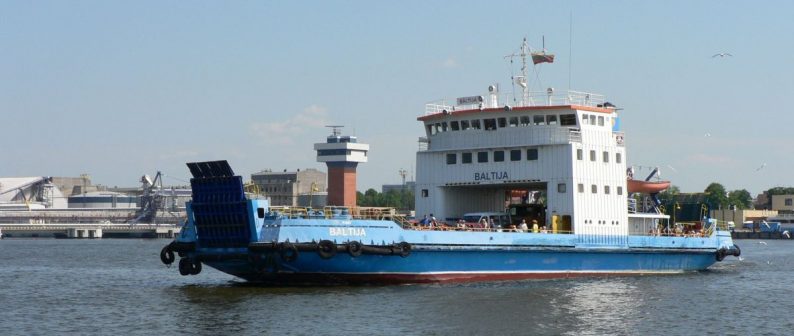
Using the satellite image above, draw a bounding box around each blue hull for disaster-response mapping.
[200,247,718,284]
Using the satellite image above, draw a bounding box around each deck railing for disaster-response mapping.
[425,90,606,115]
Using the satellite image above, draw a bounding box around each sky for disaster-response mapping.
[2,1,793,195]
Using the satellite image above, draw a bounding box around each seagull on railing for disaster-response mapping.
[783,230,791,239]
[756,163,767,171]
[712,53,733,58]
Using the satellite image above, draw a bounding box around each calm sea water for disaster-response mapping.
[0,238,790,335]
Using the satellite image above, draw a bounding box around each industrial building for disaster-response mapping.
[251,168,327,207]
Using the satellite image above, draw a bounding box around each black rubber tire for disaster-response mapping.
[280,242,299,262]
[190,260,202,275]
[347,241,363,257]
[716,249,725,262]
[178,258,191,276]
[318,240,337,259]
[733,244,741,257]
[160,245,175,265]
[397,242,411,258]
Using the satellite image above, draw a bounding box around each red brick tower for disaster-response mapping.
[314,126,369,207]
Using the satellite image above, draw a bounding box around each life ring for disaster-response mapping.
[178,258,191,276]
[347,241,363,257]
[317,240,337,259]
[160,245,175,265]
[715,249,725,261]
[280,242,299,262]
[396,242,412,258]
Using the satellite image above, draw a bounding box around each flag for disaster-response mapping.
[531,51,555,65]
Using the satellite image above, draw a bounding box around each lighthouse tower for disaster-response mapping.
[314,126,369,207]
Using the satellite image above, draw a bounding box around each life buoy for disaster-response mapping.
[317,240,337,259]
[178,258,191,276]
[160,245,175,265]
[280,242,299,262]
[347,241,363,257]
[396,242,411,258]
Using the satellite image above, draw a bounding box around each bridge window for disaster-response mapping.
[617,186,623,195]
[577,149,583,160]
[484,119,497,130]
[598,116,605,126]
[582,114,589,125]
[558,183,566,193]
[441,122,448,132]
[590,150,596,161]
[510,149,521,161]
[604,185,611,194]
[520,116,530,126]
[616,153,622,163]
[462,153,472,164]
[427,124,435,135]
[546,115,558,125]
[591,185,597,193]
[526,148,538,160]
[257,208,265,218]
[509,117,519,127]
[477,151,488,163]
[578,183,584,193]
[589,115,596,125]
[461,120,470,130]
[533,115,545,125]
[471,119,482,129]
[498,117,507,128]
[435,123,442,133]
[446,153,457,165]
[421,189,428,197]
[451,121,460,131]
[494,150,505,162]
[603,151,609,163]
[561,114,577,126]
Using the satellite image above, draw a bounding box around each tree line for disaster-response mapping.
[356,188,414,211]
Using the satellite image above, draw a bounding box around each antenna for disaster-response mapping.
[325,125,344,136]
[568,10,573,90]
[505,38,530,106]
[398,169,407,186]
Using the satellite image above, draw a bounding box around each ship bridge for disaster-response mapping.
[414,87,628,238]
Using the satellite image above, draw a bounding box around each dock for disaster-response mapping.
[0,223,180,239]
[731,231,792,240]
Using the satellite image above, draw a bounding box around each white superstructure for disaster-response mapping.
[415,89,630,237]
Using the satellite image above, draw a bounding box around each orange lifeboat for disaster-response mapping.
[626,179,670,194]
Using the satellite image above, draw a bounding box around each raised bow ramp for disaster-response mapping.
[186,160,251,249]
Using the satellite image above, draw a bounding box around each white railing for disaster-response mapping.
[424,90,607,115]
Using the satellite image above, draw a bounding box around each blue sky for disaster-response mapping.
[2,1,792,195]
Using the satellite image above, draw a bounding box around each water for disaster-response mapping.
[0,239,790,335]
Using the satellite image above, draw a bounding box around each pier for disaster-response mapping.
[731,231,792,240]
[0,223,180,239]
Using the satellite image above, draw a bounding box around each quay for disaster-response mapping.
[0,223,180,239]
[731,231,792,240]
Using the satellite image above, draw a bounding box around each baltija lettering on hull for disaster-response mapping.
[329,227,367,236]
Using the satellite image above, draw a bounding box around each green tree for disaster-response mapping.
[704,182,728,210]
[728,189,753,209]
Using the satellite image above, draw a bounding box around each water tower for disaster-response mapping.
[314,126,369,207]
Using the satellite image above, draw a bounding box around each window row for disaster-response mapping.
[428,113,579,135]
[576,183,624,195]
[581,113,608,126]
[446,148,539,164]
[576,149,622,164]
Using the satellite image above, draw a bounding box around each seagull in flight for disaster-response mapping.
[758,241,767,245]
[712,53,733,58]
[756,163,767,171]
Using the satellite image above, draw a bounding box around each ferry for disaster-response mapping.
[160,40,740,284]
